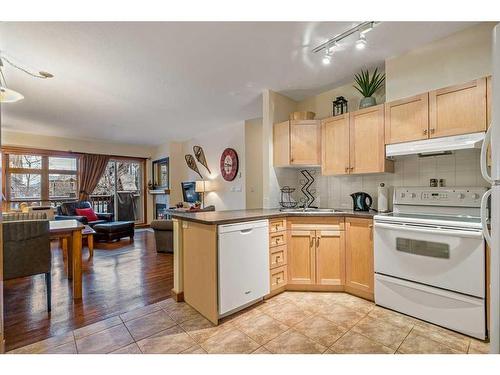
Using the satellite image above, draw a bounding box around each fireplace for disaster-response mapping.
[155,203,167,219]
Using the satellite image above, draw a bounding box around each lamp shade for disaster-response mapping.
[0,86,24,103]
[195,180,208,193]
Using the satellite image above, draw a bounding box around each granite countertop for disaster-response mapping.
[168,208,377,225]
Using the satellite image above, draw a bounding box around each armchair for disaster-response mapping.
[55,200,113,227]
[3,219,52,312]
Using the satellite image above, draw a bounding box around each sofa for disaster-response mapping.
[55,200,114,226]
[151,205,215,253]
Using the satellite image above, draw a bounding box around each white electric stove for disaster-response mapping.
[374,187,487,339]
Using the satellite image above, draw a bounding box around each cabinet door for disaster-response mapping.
[345,218,374,300]
[385,93,429,144]
[429,78,487,138]
[321,114,350,175]
[288,229,316,285]
[315,229,345,286]
[290,120,321,165]
[349,104,392,174]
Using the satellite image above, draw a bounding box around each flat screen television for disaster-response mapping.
[181,181,201,203]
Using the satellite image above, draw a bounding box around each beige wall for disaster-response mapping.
[296,74,385,119]
[153,121,246,211]
[262,90,298,208]
[385,22,495,101]
[245,118,263,209]
[1,130,157,224]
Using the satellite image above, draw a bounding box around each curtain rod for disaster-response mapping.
[1,145,151,161]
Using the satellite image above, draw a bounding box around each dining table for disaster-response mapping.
[49,219,85,300]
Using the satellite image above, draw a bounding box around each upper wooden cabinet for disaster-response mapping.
[321,114,350,175]
[487,75,492,126]
[345,218,374,300]
[273,120,321,167]
[429,78,487,138]
[349,104,394,175]
[321,105,393,176]
[384,93,429,144]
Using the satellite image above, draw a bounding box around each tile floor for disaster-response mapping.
[7,292,490,354]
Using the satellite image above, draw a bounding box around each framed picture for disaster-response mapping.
[152,157,169,189]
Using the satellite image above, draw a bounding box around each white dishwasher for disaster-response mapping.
[218,220,270,316]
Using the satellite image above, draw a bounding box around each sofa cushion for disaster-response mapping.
[76,207,99,222]
[58,201,92,216]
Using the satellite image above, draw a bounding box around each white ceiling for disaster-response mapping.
[0,22,477,146]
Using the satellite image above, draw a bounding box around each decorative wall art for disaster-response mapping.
[184,154,203,179]
[220,148,239,181]
[193,145,211,174]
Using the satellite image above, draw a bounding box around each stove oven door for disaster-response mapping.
[374,221,485,297]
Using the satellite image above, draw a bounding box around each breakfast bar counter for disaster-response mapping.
[169,208,376,225]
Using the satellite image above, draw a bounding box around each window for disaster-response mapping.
[92,159,145,223]
[3,150,78,209]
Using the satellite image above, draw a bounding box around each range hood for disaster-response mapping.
[386,132,485,157]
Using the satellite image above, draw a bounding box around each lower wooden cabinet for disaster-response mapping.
[315,228,345,286]
[288,223,345,287]
[345,218,374,299]
[270,265,288,291]
[288,229,316,285]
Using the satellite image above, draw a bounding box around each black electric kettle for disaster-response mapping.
[350,192,373,211]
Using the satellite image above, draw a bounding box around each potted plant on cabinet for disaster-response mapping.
[353,68,385,109]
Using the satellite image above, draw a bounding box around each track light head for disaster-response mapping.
[322,47,333,65]
[355,34,367,50]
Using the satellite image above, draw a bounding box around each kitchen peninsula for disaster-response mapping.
[170,209,375,324]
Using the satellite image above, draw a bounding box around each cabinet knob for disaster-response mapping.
[430,128,436,134]
[423,129,428,135]
[345,167,349,173]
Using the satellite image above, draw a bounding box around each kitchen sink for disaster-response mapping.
[279,208,345,214]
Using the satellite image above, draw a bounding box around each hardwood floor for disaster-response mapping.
[3,229,173,352]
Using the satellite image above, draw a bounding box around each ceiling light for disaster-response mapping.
[0,52,54,103]
[322,48,332,65]
[312,21,377,56]
[0,86,24,103]
[355,34,367,50]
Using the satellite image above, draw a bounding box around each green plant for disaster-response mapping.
[353,68,385,98]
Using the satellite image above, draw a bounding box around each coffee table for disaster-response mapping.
[82,225,96,258]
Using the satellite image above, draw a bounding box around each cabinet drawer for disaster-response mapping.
[269,218,287,233]
[270,245,287,269]
[270,265,288,291]
[269,232,287,247]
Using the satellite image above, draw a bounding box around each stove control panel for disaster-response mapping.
[394,187,486,207]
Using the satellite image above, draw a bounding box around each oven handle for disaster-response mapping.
[374,222,484,239]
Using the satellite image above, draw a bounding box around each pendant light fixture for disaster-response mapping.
[0,52,54,103]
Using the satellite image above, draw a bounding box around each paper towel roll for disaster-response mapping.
[378,183,389,213]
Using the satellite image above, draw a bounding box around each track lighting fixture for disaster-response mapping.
[312,21,378,61]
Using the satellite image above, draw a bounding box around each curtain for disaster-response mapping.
[78,154,110,201]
